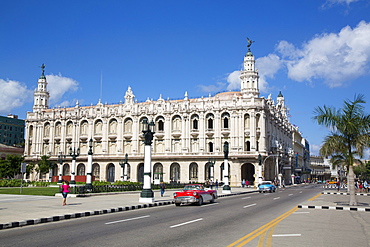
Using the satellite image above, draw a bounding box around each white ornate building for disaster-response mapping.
[25,45,307,187]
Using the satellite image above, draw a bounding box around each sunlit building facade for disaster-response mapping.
[24,46,307,186]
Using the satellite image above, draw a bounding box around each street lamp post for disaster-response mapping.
[120,153,129,181]
[57,153,66,184]
[139,119,155,203]
[86,138,93,190]
[222,142,231,194]
[208,157,215,182]
[69,147,80,185]
[257,154,263,185]
[48,163,55,182]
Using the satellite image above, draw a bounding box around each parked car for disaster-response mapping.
[258,181,276,193]
[173,184,218,206]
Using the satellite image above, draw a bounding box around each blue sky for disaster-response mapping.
[1,0,370,156]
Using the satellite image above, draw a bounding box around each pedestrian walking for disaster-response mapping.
[160,181,166,197]
[336,180,340,192]
[215,179,219,190]
[245,180,249,188]
[364,180,368,193]
[210,180,214,189]
[61,180,70,206]
[242,179,245,188]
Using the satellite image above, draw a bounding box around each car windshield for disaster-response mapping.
[261,182,272,185]
[184,185,203,190]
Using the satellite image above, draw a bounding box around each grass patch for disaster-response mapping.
[0,187,59,196]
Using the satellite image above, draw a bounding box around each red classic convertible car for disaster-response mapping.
[173,184,218,206]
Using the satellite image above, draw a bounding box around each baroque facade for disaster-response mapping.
[24,46,308,186]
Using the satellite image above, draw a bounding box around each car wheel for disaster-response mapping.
[175,203,181,206]
[259,191,262,193]
[210,195,216,203]
[197,196,203,206]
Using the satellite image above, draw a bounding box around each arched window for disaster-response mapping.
[208,142,214,152]
[157,119,164,131]
[153,163,164,181]
[206,113,214,130]
[80,121,88,135]
[63,164,70,176]
[191,114,199,130]
[124,118,133,133]
[66,121,73,136]
[55,122,61,137]
[77,163,85,175]
[208,118,213,129]
[94,120,103,135]
[137,163,144,183]
[109,119,118,134]
[246,141,251,151]
[92,163,100,180]
[44,123,50,137]
[170,163,181,182]
[222,112,230,129]
[172,115,181,131]
[107,163,115,182]
[193,119,198,129]
[244,114,250,129]
[189,163,198,181]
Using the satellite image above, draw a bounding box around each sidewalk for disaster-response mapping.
[298,189,370,212]
[0,186,257,230]
[1,186,369,231]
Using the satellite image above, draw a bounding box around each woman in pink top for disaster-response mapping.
[61,180,70,206]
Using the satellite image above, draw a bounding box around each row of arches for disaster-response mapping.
[55,162,256,184]
[34,112,262,138]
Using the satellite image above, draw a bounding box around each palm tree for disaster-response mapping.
[313,94,370,206]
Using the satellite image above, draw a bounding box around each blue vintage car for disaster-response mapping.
[258,181,276,193]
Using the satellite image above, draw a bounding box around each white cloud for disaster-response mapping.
[0,79,33,115]
[198,81,226,93]
[323,0,361,7]
[310,144,322,156]
[283,21,370,87]
[256,21,370,89]
[226,71,241,91]
[46,73,79,104]
[204,21,370,93]
[255,54,283,92]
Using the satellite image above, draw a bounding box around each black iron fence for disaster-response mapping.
[70,183,187,195]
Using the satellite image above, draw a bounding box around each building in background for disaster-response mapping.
[24,43,309,186]
[310,155,331,182]
[0,115,25,147]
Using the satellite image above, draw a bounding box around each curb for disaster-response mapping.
[298,205,370,212]
[0,201,174,230]
[0,190,258,230]
[322,192,370,196]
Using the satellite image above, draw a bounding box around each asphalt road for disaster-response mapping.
[0,185,322,247]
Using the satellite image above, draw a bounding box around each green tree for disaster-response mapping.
[0,154,24,178]
[353,162,367,179]
[313,94,370,206]
[35,155,51,180]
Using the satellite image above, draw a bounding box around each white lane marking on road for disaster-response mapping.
[170,218,203,228]
[293,212,310,214]
[105,215,150,225]
[242,197,251,199]
[272,234,301,237]
[273,197,280,200]
[201,203,219,207]
[299,191,303,193]
[243,203,256,208]
[288,194,293,196]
